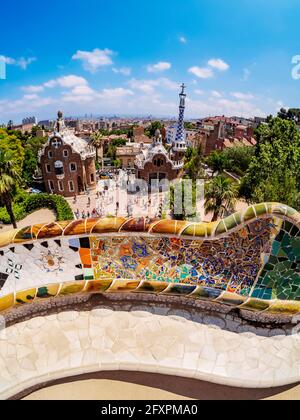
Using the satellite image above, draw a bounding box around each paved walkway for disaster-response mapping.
[0,209,56,233]
[23,378,300,401]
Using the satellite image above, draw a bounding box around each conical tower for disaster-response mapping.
[172,84,187,163]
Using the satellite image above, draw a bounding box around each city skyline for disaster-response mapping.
[1,0,300,123]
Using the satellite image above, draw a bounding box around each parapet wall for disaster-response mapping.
[0,202,299,320]
[0,202,299,399]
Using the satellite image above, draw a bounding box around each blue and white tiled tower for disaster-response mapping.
[173,83,187,159]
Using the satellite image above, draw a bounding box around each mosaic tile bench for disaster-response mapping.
[0,202,299,317]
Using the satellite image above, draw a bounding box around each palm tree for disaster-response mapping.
[0,150,20,229]
[90,131,104,169]
[207,151,229,177]
[205,176,237,222]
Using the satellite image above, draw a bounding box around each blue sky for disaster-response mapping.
[1,0,300,123]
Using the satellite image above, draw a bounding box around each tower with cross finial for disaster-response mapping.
[172,83,187,160]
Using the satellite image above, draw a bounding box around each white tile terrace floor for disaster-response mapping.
[0,309,299,399]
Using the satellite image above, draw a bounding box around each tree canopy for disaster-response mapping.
[145,121,164,138]
[240,117,300,209]
[277,108,300,124]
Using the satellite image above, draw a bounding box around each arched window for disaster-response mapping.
[54,161,64,176]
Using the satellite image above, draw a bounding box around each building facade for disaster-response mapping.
[116,143,142,169]
[135,84,188,185]
[39,112,97,197]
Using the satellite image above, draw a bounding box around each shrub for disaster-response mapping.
[0,204,26,224]
[24,194,74,221]
[0,193,74,225]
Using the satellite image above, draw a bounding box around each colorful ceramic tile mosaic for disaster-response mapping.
[0,203,299,315]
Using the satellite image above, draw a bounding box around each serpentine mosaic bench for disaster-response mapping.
[0,202,299,317]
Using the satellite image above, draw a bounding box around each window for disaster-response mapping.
[154,158,164,167]
[70,163,77,172]
[48,180,54,191]
[48,151,53,159]
[58,181,64,192]
[63,150,69,158]
[90,173,95,183]
[54,161,64,176]
[52,139,62,149]
[69,181,74,192]
[46,164,51,173]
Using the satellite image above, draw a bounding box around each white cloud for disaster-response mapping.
[208,58,229,71]
[21,75,88,95]
[194,89,204,95]
[72,48,114,72]
[70,84,95,96]
[23,94,39,100]
[62,84,133,104]
[129,78,178,94]
[147,62,171,73]
[211,90,222,98]
[0,94,55,116]
[231,92,254,100]
[186,97,264,118]
[22,85,45,93]
[44,75,88,89]
[188,66,213,79]
[112,67,132,76]
[99,88,134,100]
[216,98,263,117]
[0,55,36,70]
[179,36,187,44]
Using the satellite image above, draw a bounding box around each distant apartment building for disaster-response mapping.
[22,116,37,125]
[199,119,256,156]
[38,120,55,129]
[133,126,152,144]
[116,143,142,168]
[166,123,195,146]
[12,122,35,134]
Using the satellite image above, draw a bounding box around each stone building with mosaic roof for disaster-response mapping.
[135,84,188,185]
[39,111,97,197]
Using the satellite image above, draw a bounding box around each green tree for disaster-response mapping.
[90,131,104,167]
[0,129,25,176]
[7,120,13,130]
[145,121,164,138]
[184,146,204,181]
[277,108,300,124]
[241,118,300,209]
[22,136,47,185]
[170,181,199,221]
[184,122,195,130]
[0,150,21,228]
[113,158,122,169]
[206,151,229,176]
[111,139,127,147]
[221,146,255,176]
[205,176,238,222]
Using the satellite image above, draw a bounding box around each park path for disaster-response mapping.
[0,209,56,232]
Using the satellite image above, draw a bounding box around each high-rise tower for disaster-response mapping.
[172,84,187,161]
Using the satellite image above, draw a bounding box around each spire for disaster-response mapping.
[153,128,163,145]
[174,83,187,147]
[55,110,65,133]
